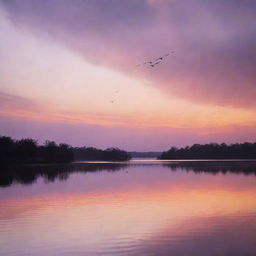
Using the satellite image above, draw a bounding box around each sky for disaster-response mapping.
[0,0,255,151]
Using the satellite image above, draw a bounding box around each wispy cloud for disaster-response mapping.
[1,91,256,130]
[0,1,256,149]
[1,0,256,107]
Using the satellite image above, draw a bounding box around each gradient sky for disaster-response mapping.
[0,0,255,150]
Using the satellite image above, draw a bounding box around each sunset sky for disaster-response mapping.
[0,0,255,150]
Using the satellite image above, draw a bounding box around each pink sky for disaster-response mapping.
[0,0,255,150]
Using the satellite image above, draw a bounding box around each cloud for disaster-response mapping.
[0,92,39,109]
[1,0,256,108]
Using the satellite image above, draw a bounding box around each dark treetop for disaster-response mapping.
[0,136,131,164]
[159,143,256,160]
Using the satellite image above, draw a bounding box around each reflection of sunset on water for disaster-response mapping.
[1,164,256,255]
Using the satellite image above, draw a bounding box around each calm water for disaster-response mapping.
[0,160,256,256]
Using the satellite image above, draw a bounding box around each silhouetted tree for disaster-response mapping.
[16,139,38,163]
[73,147,131,161]
[0,135,130,164]
[43,141,74,163]
[0,136,74,164]
[159,142,256,159]
[57,143,74,162]
[0,136,16,163]
[43,141,58,162]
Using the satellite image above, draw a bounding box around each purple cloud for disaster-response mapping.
[1,0,256,107]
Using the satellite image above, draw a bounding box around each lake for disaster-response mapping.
[0,160,256,256]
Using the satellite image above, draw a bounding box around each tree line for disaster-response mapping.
[0,136,74,163]
[0,136,131,164]
[159,142,256,160]
[73,147,131,161]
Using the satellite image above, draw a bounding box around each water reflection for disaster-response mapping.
[0,161,256,256]
[162,160,256,175]
[0,160,256,187]
[0,163,127,187]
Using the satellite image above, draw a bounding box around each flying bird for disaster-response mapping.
[136,51,174,68]
[155,51,174,62]
[155,56,164,61]
[154,61,161,66]
[149,61,161,68]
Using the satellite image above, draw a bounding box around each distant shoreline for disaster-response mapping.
[158,143,256,160]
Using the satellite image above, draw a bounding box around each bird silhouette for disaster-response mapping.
[150,61,161,67]
[136,51,174,68]
[155,57,164,61]
[144,61,153,65]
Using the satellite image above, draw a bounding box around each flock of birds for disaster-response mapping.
[110,51,175,103]
[110,90,119,103]
[136,50,175,68]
